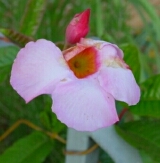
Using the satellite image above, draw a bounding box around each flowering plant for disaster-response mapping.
[10,9,140,131]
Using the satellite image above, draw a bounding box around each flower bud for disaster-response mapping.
[65,9,90,44]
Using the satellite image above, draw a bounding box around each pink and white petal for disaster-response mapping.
[98,67,140,105]
[51,79,119,131]
[63,44,86,61]
[80,38,124,58]
[99,44,124,61]
[10,39,74,103]
[80,38,106,46]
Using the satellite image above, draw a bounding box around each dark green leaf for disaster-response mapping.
[0,66,11,82]
[140,74,160,100]
[116,120,160,163]
[130,74,160,117]
[0,46,19,67]
[0,131,53,163]
[121,44,140,82]
[19,0,47,37]
[40,96,66,133]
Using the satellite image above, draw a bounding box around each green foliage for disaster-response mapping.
[40,96,66,133]
[1,0,160,162]
[0,46,19,82]
[130,74,160,117]
[19,0,47,37]
[0,46,19,67]
[99,149,114,163]
[121,44,141,82]
[141,74,160,100]
[116,120,160,163]
[0,132,53,163]
[129,0,160,41]
[129,0,160,73]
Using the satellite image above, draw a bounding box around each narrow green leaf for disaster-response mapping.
[0,131,53,163]
[116,120,160,163]
[19,0,48,37]
[121,44,141,82]
[129,0,160,41]
[95,0,104,37]
[0,46,19,67]
[128,0,160,73]
[0,28,33,47]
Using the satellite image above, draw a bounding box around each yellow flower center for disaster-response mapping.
[67,47,99,78]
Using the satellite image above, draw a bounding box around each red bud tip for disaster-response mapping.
[65,9,90,44]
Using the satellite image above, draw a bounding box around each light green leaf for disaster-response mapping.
[0,131,53,163]
[95,0,104,37]
[19,0,48,37]
[0,46,19,67]
[121,44,141,82]
[116,120,160,163]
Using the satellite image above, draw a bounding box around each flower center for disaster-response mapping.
[67,47,99,78]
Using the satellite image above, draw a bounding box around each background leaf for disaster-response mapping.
[130,74,160,117]
[19,0,48,37]
[116,120,160,163]
[121,44,141,82]
[0,131,53,163]
[0,46,19,67]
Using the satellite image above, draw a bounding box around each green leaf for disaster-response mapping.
[0,66,11,83]
[40,96,66,133]
[128,0,160,73]
[0,46,19,67]
[95,0,104,37]
[116,120,160,163]
[130,74,160,117]
[0,28,33,47]
[0,131,53,163]
[140,74,160,100]
[130,100,160,118]
[19,0,47,37]
[121,44,140,82]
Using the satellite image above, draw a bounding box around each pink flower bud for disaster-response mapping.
[65,9,90,44]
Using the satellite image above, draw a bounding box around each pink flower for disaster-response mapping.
[65,9,90,44]
[10,38,140,131]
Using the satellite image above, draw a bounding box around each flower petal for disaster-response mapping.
[99,44,124,60]
[80,38,124,58]
[10,39,74,103]
[51,79,119,131]
[98,67,140,105]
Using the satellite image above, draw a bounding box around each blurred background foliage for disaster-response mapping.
[0,0,160,163]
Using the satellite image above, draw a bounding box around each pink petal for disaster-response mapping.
[51,79,119,131]
[10,39,74,103]
[80,38,124,58]
[98,67,140,105]
[99,44,124,60]
[65,9,90,44]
